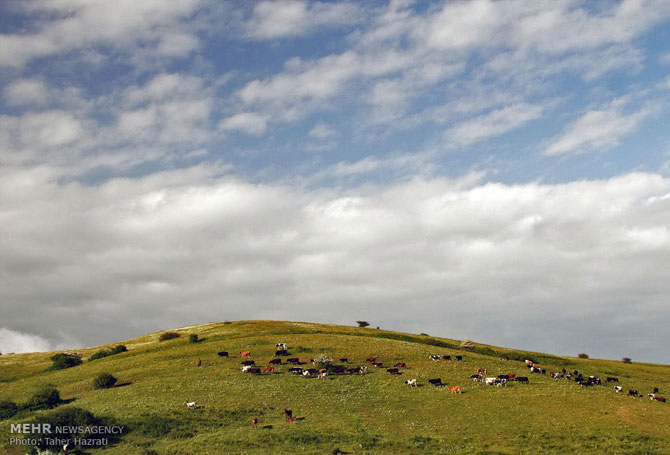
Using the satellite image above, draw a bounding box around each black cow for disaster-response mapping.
[241,360,255,366]
[428,378,443,386]
[606,377,619,383]
[289,367,303,374]
[628,389,638,396]
[217,351,228,357]
[284,408,292,421]
[455,356,463,361]
[248,368,261,374]
[386,368,400,375]
[339,358,348,363]
[287,358,300,364]
[275,350,289,356]
[442,355,451,360]
[269,358,282,365]
[516,376,529,383]
[347,367,360,374]
[332,366,346,374]
[653,387,660,394]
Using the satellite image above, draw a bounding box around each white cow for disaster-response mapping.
[184,401,197,408]
[404,379,418,387]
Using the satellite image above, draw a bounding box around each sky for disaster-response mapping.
[1,0,669,363]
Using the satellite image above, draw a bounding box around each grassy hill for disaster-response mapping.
[1,320,669,454]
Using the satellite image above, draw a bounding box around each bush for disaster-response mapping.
[578,353,589,359]
[356,321,370,328]
[0,400,18,419]
[312,354,332,367]
[49,353,82,370]
[93,373,117,390]
[460,340,475,351]
[188,334,199,343]
[26,387,63,410]
[159,332,180,342]
[622,357,632,364]
[89,345,127,361]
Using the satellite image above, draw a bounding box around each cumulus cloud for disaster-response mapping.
[0,327,79,354]
[220,112,268,135]
[1,167,669,362]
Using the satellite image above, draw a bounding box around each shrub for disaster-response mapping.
[188,334,199,343]
[89,344,128,361]
[312,354,332,367]
[578,353,589,359]
[356,321,370,328]
[25,406,114,452]
[460,340,475,351]
[93,373,117,390]
[622,357,632,364]
[419,333,429,336]
[26,387,63,410]
[0,400,18,419]
[159,332,180,342]
[49,353,82,370]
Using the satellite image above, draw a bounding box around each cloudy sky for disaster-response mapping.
[1,0,669,362]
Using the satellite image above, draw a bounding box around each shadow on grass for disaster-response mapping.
[115,382,133,388]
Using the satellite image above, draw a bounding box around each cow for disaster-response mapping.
[372,362,383,368]
[614,386,623,392]
[302,370,312,377]
[394,362,407,368]
[241,365,253,372]
[275,350,289,356]
[240,351,251,357]
[485,377,497,385]
[428,378,443,386]
[449,385,462,394]
[405,379,418,387]
[287,358,300,364]
[525,359,534,366]
[606,377,619,383]
[655,396,666,403]
[262,366,274,374]
[184,401,197,408]
[471,374,483,382]
[331,366,346,374]
[498,374,509,380]
[516,376,529,383]
[386,368,400,375]
[269,358,282,365]
[276,343,287,351]
[241,360,255,366]
[455,356,463,361]
[347,367,360,374]
[284,408,292,421]
[318,372,328,380]
[579,381,592,387]
[442,355,451,361]
[248,368,261,375]
[217,351,228,358]
[339,358,348,363]
[366,356,376,362]
[628,389,638,396]
[252,417,258,429]
[653,387,660,394]
[289,367,303,375]
[477,368,487,375]
[358,366,368,374]
[496,378,507,387]
[506,373,516,379]
[429,355,441,361]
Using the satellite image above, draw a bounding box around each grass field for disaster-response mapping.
[1,320,669,454]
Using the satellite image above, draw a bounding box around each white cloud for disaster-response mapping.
[2,167,670,361]
[220,112,268,135]
[247,1,362,40]
[3,79,49,106]
[445,103,544,146]
[544,101,651,156]
[0,327,79,354]
[308,123,336,139]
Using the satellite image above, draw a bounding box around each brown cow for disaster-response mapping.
[239,351,251,357]
[262,366,274,374]
[448,386,462,394]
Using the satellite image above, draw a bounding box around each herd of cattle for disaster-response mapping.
[205,344,665,404]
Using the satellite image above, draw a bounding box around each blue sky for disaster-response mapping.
[1,0,670,362]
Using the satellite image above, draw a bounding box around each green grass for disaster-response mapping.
[1,320,669,454]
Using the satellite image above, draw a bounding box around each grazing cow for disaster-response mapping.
[485,377,497,385]
[317,368,327,374]
[366,356,376,362]
[428,378,443,386]
[275,350,288,356]
[516,376,529,383]
[429,355,441,361]
[347,367,360,374]
[497,374,509,380]
[405,379,418,387]
[358,366,368,374]
[287,358,300,364]
[655,396,666,403]
[606,377,619,383]
[628,389,638,396]
[332,366,346,374]
[184,401,197,408]
[240,351,251,357]
[318,372,328,380]
[477,368,487,375]
[443,355,451,361]
[241,360,255,366]
[248,368,261,375]
[340,358,348,363]
[579,381,592,387]
[284,408,292,421]
[394,362,407,368]
[448,386,462,394]
[653,387,660,394]
[506,373,516,379]
[252,417,258,429]
[471,374,483,382]
[262,366,274,374]
[302,370,312,377]
[614,386,623,392]
[386,368,400,375]
[217,351,228,358]
[455,356,463,361]
[372,362,383,368]
[525,359,534,366]
[269,358,282,365]
[276,343,287,351]
[496,378,507,387]
[289,367,303,375]
[241,365,253,372]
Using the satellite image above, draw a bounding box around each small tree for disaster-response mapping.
[622,357,632,364]
[93,373,117,390]
[188,334,199,343]
[158,332,180,342]
[356,321,370,328]
[460,340,474,351]
[49,353,82,370]
[578,353,589,359]
[26,387,62,410]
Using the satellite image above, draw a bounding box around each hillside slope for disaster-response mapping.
[1,321,669,454]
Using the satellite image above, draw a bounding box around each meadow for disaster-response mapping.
[1,320,669,454]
